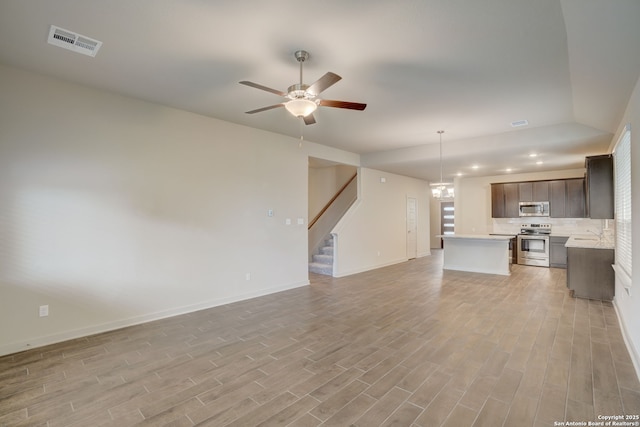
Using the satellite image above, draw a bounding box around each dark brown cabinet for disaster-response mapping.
[520,181,549,202]
[550,236,569,268]
[533,181,549,202]
[504,183,519,218]
[567,247,615,301]
[519,182,532,202]
[492,179,584,218]
[490,183,519,218]
[585,154,614,219]
[566,178,586,218]
[549,179,586,218]
[491,183,505,218]
[550,180,566,217]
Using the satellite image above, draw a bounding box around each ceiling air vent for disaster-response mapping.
[47,25,102,57]
[510,119,529,128]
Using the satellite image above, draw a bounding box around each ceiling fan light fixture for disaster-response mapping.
[285,98,317,117]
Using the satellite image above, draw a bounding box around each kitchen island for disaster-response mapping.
[439,234,513,276]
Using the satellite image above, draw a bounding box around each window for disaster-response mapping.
[614,124,632,288]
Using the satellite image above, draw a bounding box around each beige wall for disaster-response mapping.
[0,64,430,356]
[333,168,430,277]
[0,64,315,355]
[308,164,357,220]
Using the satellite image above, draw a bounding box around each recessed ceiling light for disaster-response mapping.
[506,168,513,172]
[536,160,543,165]
[457,172,463,177]
[511,119,529,127]
[529,153,538,158]
[472,165,479,170]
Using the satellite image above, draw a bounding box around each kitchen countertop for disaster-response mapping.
[565,235,615,250]
[439,234,514,241]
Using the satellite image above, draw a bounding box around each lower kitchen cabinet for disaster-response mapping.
[549,236,568,268]
[566,247,614,301]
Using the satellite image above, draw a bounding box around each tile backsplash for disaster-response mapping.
[492,217,615,239]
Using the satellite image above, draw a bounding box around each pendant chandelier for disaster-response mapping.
[430,130,454,199]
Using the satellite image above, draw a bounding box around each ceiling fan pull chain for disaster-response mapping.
[299,119,304,147]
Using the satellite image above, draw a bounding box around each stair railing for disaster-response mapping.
[308,173,357,230]
[308,172,358,263]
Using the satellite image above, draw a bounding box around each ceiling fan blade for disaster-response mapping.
[245,104,285,114]
[306,72,342,96]
[318,99,367,111]
[303,114,316,125]
[239,81,287,97]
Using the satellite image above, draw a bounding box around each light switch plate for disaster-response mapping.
[285,218,291,225]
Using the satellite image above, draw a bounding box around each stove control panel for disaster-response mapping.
[520,223,551,235]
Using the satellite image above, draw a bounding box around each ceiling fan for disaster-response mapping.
[239,50,366,125]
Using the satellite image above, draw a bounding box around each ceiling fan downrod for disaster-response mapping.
[294,50,309,85]
[287,50,311,99]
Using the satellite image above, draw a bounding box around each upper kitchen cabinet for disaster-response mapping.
[491,183,519,218]
[566,179,586,218]
[550,178,586,218]
[519,181,549,202]
[504,183,519,218]
[585,155,614,219]
[491,183,505,218]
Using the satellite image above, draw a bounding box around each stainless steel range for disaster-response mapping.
[517,223,551,267]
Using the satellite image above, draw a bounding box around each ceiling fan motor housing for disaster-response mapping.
[287,83,316,100]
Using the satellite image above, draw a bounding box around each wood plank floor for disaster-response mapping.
[1,251,639,426]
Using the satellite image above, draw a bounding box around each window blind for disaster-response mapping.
[614,124,632,284]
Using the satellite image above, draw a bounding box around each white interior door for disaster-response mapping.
[406,197,417,259]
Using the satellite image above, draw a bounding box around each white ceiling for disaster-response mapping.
[1,0,639,182]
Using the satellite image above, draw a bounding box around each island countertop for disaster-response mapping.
[439,234,514,240]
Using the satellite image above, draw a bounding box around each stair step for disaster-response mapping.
[309,262,333,275]
[320,246,334,255]
[312,254,333,264]
[309,235,334,276]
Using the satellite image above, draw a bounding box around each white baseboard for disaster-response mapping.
[333,257,408,278]
[0,280,309,357]
[613,299,640,382]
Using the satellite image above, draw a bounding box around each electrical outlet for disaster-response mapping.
[245,273,251,281]
[39,305,49,317]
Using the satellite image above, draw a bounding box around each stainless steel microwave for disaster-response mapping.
[519,201,549,217]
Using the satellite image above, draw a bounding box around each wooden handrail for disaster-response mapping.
[308,173,357,230]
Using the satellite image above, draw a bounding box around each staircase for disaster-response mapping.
[309,236,334,276]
